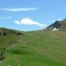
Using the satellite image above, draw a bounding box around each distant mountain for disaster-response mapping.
[44,19,66,31]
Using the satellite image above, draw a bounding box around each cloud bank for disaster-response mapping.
[0,8,37,12]
[14,18,47,27]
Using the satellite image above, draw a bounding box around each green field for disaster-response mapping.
[0,28,66,66]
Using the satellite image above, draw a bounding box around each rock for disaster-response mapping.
[3,33,7,36]
[17,33,22,36]
[0,61,3,64]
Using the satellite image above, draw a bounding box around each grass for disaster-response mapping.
[0,28,66,66]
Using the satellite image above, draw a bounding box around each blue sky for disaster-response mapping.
[0,0,66,31]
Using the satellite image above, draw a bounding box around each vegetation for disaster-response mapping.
[0,28,66,66]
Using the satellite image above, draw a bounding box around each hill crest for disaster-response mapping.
[44,19,66,31]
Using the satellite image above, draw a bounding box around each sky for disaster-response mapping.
[0,0,66,31]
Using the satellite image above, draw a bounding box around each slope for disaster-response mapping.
[44,19,66,31]
[0,28,66,66]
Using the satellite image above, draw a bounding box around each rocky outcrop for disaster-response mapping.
[44,19,66,31]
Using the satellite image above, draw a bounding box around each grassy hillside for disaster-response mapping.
[0,28,66,66]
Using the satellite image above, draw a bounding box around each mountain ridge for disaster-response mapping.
[44,19,66,31]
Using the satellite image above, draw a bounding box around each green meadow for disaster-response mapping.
[0,28,66,66]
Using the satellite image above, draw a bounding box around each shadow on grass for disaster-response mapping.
[7,46,33,55]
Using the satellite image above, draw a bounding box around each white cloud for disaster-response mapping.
[0,8,37,12]
[14,18,47,27]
